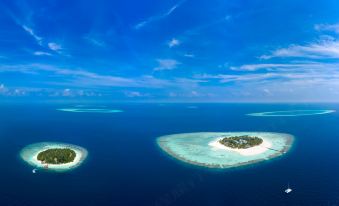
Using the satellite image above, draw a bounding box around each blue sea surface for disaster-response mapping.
[1,103,339,206]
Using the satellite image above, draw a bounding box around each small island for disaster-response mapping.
[20,142,88,172]
[37,148,76,164]
[219,135,263,149]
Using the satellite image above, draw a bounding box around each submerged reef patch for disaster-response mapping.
[247,110,335,117]
[57,108,123,113]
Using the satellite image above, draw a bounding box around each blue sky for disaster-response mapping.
[1,0,339,102]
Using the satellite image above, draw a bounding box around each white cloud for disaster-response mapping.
[190,65,339,102]
[11,16,65,55]
[184,53,195,58]
[0,63,203,89]
[168,38,180,48]
[62,88,71,96]
[124,91,150,98]
[315,23,339,33]
[197,63,339,84]
[0,84,28,96]
[229,63,327,71]
[48,88,101,97]
[21,25,43,45]
[84,35,106,47]
[230,64,291,71]
[154,59,180,71]
[0,84,5,91]
[48,42,62,51]
[33,51,52,56]
[134,0,185,29]
[260,39,339,59]
[191,91,199,96]
[263,88,272,96]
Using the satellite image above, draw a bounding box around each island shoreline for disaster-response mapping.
[20,142,88,172]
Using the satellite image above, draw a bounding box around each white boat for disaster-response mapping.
[32,169,37,174]
[284,183,292,194]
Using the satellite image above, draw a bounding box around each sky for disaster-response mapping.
[1,0,339,102]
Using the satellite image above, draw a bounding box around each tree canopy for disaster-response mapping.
[37,148,76,164]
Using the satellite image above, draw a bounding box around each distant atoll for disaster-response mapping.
[57,107,123,113]
[247,110,335,117]
[20,142,88,172]
[157,132,294,169]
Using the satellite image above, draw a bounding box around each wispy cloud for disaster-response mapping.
[33,51,52,56]
[6,9,66,56]
[22,25,43,45]
[154,59,180,71]
[0,63,202,89]
[124,91,150,98]
[184,53,195,58]
[0,84,5,92]
[168,38,180,48]
[0,83,28,96]
[21,24,65,55]
[197,62,339,84]
[315,23,339,33]
[134,0,185,30]
[229,63,328,71]
[84,34,106,47]
[260,38,339,59]
[0,83,102,97]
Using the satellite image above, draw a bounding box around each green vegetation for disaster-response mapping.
[37,148,76,164]
[219,135,263,149]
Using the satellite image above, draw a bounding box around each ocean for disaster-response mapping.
[1,103,339,206]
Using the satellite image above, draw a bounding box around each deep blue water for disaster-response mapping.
[1,103,339,206]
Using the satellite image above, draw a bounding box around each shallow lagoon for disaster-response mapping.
[157,132,294,169]
[247,110,335,117]
[57,108,123,113]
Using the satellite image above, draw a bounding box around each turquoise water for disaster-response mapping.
[248,109,335,117]
[57,107,123,113]
[157,132,293,168]
[1,103,339,206]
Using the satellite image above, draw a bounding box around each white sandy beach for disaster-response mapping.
[20,142,88,172]
[208,137,272,156]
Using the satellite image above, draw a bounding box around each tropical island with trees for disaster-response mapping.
[37,148,76,164]
[20,142,88,172]
[157,132,294,169]
[218,135,263,149]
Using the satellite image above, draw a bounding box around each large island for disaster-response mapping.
[20,142,88,172]
[157,132,294,169]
